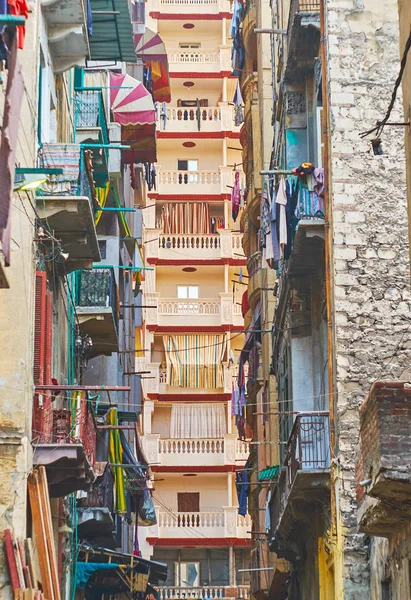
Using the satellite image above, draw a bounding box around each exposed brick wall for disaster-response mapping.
[326,0,411,596]
[359,382,411,486]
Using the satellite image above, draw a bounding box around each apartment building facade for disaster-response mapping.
[139,2,252,598]
[239,0,411,598]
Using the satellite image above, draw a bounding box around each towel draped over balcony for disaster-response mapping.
[170,403,227,439]
[163,334,226,389]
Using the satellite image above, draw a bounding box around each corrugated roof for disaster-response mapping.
[258,465,279,482]
[89,0,136,63]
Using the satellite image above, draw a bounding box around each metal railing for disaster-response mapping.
[74,88,109,164]
[38,144,96,214]
[285,412,330,484]
[75,268,119,331]
[33,401,97,467]
[247,251,261,278]
[270,412,330,533]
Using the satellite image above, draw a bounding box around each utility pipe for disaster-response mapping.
[320,0,337,533]
[34,385,130,391]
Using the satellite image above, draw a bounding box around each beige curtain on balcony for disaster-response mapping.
[171,403,226,439]
[158,202,211,234]
[163,334,226,388]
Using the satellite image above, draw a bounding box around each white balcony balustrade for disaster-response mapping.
[149,507,251,540]
[145,295,242,327]
[158,586,250,600]
[154,166,236,196]
[140,363,243,397]
[144,230,245,262]
[143,432,249,467]
[157,104,238,133]
[167,48,232,73]
[154,0,233,12]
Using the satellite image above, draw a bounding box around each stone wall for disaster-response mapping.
[326,0,411,597]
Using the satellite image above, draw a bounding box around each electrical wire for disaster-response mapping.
[360,29,411,139]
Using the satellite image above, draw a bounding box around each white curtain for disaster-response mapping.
[170,403,227,439]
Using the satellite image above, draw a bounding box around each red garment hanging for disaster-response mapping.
[7,0,29,49]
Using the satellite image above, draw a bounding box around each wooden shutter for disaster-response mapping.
[33,272,53,442]
[33,272,47,384]
[178,492,200,513]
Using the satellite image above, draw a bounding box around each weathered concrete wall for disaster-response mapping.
[0,3,39,595]
[398,0,411,270]
[325,0,411,597]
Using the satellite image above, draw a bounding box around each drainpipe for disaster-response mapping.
[320,0,337,532]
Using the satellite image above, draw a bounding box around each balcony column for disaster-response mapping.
[222,77,227,102]
[222,18,227,46]
[227,400,233,433]
[229,547,236,586]
[143,400,154,434]
[222,137,227,167]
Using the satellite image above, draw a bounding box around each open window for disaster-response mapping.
[177,160,199,184]
[175,562,201,588]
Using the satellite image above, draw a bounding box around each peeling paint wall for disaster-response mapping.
[325,0,411,597]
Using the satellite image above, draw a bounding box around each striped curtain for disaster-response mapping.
[159,202,211,234]
[163,334,226,388]
[171,403,227,438]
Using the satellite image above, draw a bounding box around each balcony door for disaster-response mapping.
[178,492,199,512]
[178,492,200,528]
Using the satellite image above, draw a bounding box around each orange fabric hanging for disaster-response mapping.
[7,0,29,49]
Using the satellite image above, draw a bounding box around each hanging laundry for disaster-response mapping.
[261,178,274,267]
[160,101,167,130]
[7,0,29,49]
[276,176,288,258]
[231,170,241,221]
[264,490,272,532]
[130,163,136,190]
[150,164,156,190]
[236,467,250,516]
[233,80,244,126]
[241,289,249,318]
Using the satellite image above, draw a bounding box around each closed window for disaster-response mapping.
[177,285,199,299]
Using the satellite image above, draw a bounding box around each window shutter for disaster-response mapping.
[33,272,53,442]
[33,272,47,384]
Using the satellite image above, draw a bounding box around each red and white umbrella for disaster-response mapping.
[110,72,156,126]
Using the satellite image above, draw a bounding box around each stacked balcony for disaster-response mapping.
[33,392,97,497]
[144,292,244,327]
[41,0,90,73]
[36,144,100,273]
[145,230,244,262]
[157,105,239,134]
[75,268,119,356]
[143,432,249,467]
[74,88,111,184]
[269,412,330,561]
[357,382,411,537]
